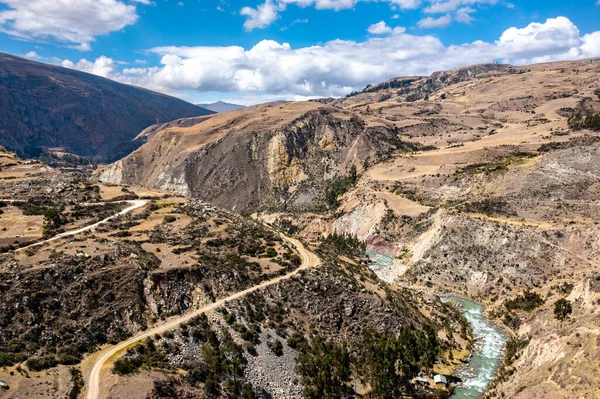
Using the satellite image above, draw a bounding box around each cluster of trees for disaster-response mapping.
[457,198,516,217]
[568,112,600,131]
[504,291,544,312]
[325,165,358,209]
[322,231,366,258]
[112,338,169,375]
[296,326,439,399]
[180,314,254,398]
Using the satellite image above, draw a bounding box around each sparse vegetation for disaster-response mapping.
[568,112,600,131]
[504,291,544,312]
[321,231,366,258]
[554,298,572,326]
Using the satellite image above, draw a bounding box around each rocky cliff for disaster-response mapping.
[95,101,408,213]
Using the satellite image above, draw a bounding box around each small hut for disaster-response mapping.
[434,374,448,386]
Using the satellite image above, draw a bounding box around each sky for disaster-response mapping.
[0,1,599,105]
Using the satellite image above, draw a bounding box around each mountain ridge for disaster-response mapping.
[0,53,214,161]
[196,100,245,113]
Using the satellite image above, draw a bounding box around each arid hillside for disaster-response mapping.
[93,58,600,398]
[0,53,213,161]
[0,150,465,399]
[95,101,416,213]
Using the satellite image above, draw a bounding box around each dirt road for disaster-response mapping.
[16,200,148,251]
[85,235,319,399]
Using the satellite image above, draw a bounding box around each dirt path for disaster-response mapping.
[15,200,148,252]
[84,235,319,399]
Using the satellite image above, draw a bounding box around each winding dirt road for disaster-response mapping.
[16,200,148,251]
[85,235,319,399]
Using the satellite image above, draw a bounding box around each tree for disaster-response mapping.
[554,298,572,327]
[349,165,357,184]
[296,336,351,399]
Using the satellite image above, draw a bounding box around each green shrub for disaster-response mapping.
[26,356,58,371]
[504,291,544,312]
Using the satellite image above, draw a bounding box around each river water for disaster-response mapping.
[441,296,507,398]
[366,252,507,398]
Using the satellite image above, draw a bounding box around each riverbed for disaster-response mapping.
[441,296,507,398]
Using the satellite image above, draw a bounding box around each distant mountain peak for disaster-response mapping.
[196,101,245,113]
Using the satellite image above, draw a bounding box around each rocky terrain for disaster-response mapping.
[95,58,600,397]
[0,53,213,161]
[3,58,600,398]
[94,101,429,213]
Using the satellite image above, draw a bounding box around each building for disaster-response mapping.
[434,374,448,386]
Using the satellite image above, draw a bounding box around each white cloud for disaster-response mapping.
[240,0,421,30]
[240,0,283,31]
[59,17,600,101]
[367,21,405,35]
[0,0,140,49]
[68,42,92,52]
[454,7,475,23]
[424,0,496,14]
[238,0,503,31]
[61,56,117,78]
[22,51,41,59]
[418,14,452,28]
[368,21,392,34]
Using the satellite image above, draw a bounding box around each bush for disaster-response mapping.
[164,215,177,223]
[504,291,544,312]
[26,356,58,371]
[113,357,143,375]
[267,339,283,356]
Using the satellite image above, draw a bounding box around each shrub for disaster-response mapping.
[504,291,544,312]
[26,356,58,371]
[164,215,177,223]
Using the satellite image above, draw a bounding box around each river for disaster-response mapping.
[366,252,507,398]
[441,296,507,398]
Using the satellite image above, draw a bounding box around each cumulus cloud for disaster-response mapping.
[241,0,283,31]
[60,17,600,101]
[424,0,497,14]
[0,0,140,49]
[241,0,421,30]
[368,21,392,34]
[22,51,41,59]
[418,14,452,28]
[61,56,117,78]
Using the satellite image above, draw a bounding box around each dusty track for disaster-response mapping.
[15,200,148,251]
[85,235,319,399]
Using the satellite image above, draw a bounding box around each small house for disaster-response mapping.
[0,380,9,390]
[434,374,448,386]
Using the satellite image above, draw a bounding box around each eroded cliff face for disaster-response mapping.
[95,102,401,212]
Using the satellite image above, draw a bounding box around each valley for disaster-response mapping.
[1,57,600,399]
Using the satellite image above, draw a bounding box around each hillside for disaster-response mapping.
[0,53,213,161]
[94,101,419,213]
[94,57,600,397]
[0,162,466,398]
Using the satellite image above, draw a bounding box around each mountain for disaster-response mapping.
[0,53,214,161]
[196,100,245,113]
[95,58,600,397]
[94,101,420,213]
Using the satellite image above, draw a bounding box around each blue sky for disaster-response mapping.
[0,0,599,105]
